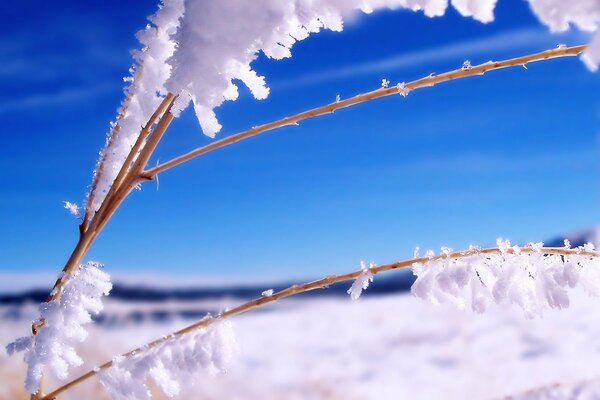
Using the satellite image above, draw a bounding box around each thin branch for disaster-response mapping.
[143,44,587,179]
[43,95,176,306]
[41,245,598,399]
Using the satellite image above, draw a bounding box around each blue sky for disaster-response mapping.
[0,0,599,286]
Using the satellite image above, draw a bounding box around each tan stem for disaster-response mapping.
[42,95,176,309]
[41,245,598,399]
[143,44,586,179]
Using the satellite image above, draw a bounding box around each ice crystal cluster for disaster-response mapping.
[84,0,599,215]
[99,321,236,399]
[348,261,376,300]
[6,262,112,393]
[411,240,600,319]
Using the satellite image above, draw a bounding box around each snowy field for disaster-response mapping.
[3,290,600,399]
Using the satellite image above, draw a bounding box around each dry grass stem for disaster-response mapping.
[41,94,176,307]
[41,245,598,399]
[143,44,587,179]
[83,64,147,228]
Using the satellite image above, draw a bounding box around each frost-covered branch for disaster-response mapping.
[411,239,600,318]
[7,262,111,395]
[143,44,587,179]
[99,321,235,399]
[84,0,184,220]
[41,242,600,399]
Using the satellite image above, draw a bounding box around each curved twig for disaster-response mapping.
[143,44,587,179]
[41,245,598,399]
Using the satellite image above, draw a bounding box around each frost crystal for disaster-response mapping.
[63,201,81,218]
[381,79,390,88]
[6,262,112,393]
[397,82,411,97]
[462,59,473,70]
[411,241,600,318]
[261,289,274,297]
[98,321,236,400]
[348,262,375,300]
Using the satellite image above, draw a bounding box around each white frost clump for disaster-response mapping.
[164,0,498,138]
[261,289,274,297]
[86,0,185,213]
[6,262,112,393]
[63,201,81,218]
[99,321,236,399]
[527,0,600,70]
[411,240,600,318]
[451,0,497,23]
[348,261,375,300]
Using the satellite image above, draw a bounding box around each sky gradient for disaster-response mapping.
[1,0,599,287]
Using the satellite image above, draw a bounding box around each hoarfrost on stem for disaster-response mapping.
[411,240,600,318]
[397,82,411,97]
[86,0,185,214]
[527,0,600,71]
[6,262,112,394]
[98,321,236,400]
[348,261,375,300]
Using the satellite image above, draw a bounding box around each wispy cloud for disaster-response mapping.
[0,83,116,114]
[274,28,578,90]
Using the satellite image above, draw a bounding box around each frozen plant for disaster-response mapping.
[6,262,112,394]
[99,321,235,400]
[29,46,592,399]
[86,0,184,215]
[12,0,599,397]
[82,0,600,224]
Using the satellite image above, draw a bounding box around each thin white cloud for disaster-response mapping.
[0,83,115,114]
[274,28,579,90]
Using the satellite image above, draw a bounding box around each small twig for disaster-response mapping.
[41,245,598,399]
[142,44,587,180]
[42,94,176,307]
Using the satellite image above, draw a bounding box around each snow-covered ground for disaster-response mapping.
[3,290,600,399]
